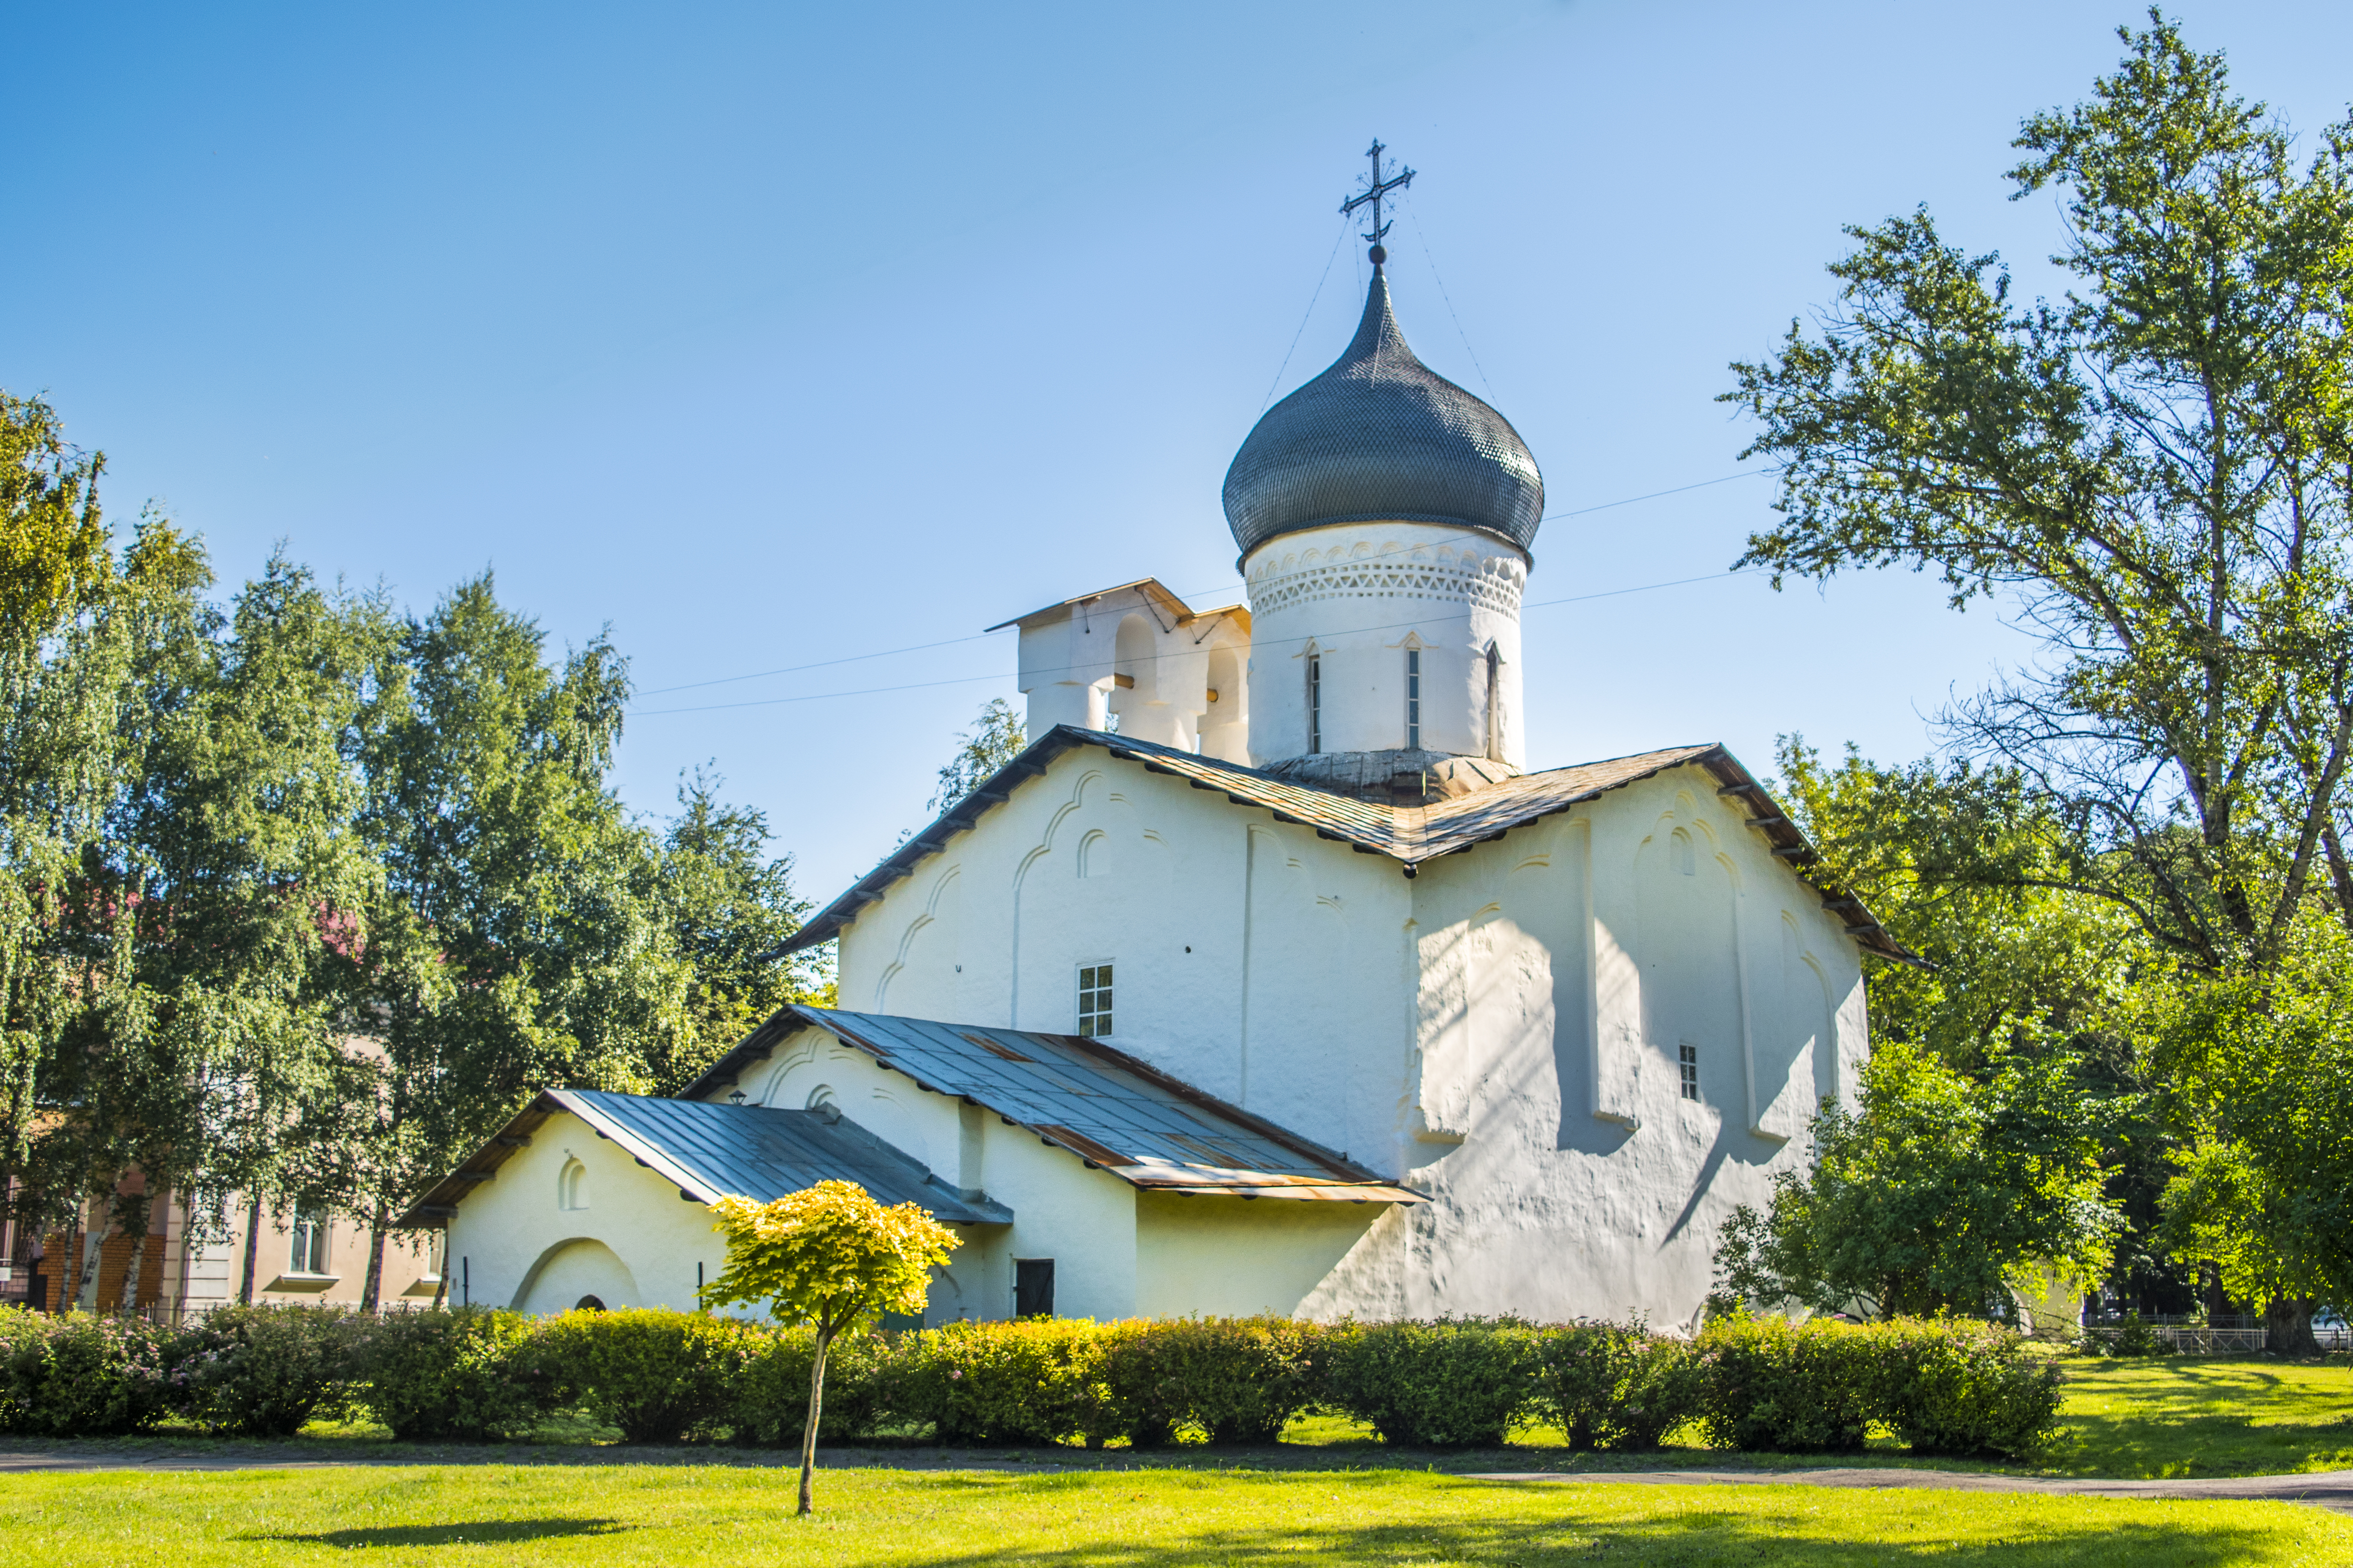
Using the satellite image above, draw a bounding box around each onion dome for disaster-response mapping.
[1222,266,1544,560]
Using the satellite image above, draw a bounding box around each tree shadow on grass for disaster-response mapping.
[875,1475,2335,1566]
[256,1518,630,1549]
[2049,1409,2353,1479]
[892,1515,2324,1567]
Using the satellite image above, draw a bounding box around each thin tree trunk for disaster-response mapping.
[2324,822,2353,941]
[55,1210,80,1314]
[73,1202,106,1312]
[239,1198,263,1306]
[800,1322,833,1516]
[359,1204,388,1313]
[116,1230,146,1316]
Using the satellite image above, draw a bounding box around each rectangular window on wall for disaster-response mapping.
[1078,963,1114,1036]
[1679,1043,1700,1102]
[1405,648,1422,749]
[1306,654,1322,753]
[1015,1258,1056,1318]
[290,1211,328,1274]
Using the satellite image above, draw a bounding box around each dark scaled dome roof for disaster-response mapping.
[1222,266,1544,560]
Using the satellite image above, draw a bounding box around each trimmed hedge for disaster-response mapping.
[1322,1318,1543,1448]
[1538,1321,1704,1451]
[532,1308,757,1444]
[345,1306,555,1441]
[1696,1315,2061,1458]
[0,1305,2062,1458]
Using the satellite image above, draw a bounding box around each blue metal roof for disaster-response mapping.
[690,1006,1423,1203]
[399,1087,1012,1228]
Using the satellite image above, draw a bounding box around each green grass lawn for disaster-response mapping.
[2038,1358,2353,1479]
[4,1465,2349,1567]
[1268,1358,2353,1480]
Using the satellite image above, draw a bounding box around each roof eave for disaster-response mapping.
[394,1093,565,1228]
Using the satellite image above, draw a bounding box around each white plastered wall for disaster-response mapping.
[445,1110,728,1315]
[1380,764,1868,1327]
[1013,585,1251,763]
[831,747,1868,1328]
[842,745,1413,1165]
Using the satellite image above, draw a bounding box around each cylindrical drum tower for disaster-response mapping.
[1222,262,1544,800]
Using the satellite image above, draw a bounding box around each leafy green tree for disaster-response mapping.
[106,553,388,1307]
[924,698,1025,816]
[1774,737,2148,1068]
[648,768,825,1095]
[701,1181,960,1515]
[341,575,688,1308]
[1726,12,2353,1344]
[0,396,148,1306]
[2134,922,2353,1352]
[1726,14,2353,980]
[1713,1041,2126,1321]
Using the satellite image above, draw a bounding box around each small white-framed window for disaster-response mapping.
[1306,654,1322,754]
[1405,648,1422,750]
[290,1210,328,1275]
[1078,963,1114,1037]
[1679,1043,1700,1102]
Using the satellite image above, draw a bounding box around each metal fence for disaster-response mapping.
[2083,1311,2353,1353]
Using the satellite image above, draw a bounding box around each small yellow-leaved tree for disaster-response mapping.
[701,1181,960,1515]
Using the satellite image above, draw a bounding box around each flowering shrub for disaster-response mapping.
[1319,1318,1544,1448]
[0,1308,178,1437]
[174,1304,360,1437]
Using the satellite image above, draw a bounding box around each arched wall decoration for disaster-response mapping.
[876,864,963,1012]
[1077,829,1108,878]
[1009,768,1105,1029]
[557,1157,588,1212]
[756,1034,826,1106]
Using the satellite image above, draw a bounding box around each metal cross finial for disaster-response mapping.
[1340,139,1415,260]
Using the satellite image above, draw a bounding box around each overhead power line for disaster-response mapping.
[631,467,1778,702]
[626,567,1766,718]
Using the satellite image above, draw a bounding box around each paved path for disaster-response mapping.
[1464,1467,2353,1515]
[5,1445,2350,1515]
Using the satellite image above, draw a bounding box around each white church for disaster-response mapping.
[410,183,1912,1331]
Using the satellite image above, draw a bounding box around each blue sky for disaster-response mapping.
[8,1,2352,898]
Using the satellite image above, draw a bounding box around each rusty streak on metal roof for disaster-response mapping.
[682,1005,1424,1205]
[775,726,1922,967]
[396,1086,1014,1230]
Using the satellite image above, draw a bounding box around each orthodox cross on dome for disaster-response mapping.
[1340,139,1415,262]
